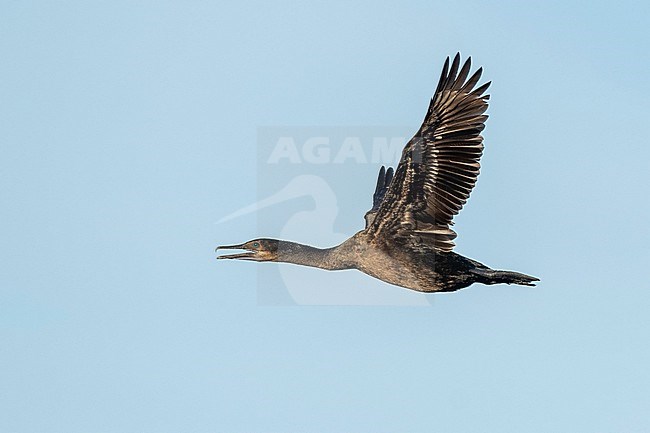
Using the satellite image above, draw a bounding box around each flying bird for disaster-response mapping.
[217,54,538,292]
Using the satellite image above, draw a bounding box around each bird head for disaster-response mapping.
[216,239,280,262]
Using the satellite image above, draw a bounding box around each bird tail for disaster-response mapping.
[470,268,539,287]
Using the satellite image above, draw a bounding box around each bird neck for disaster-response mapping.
[276,241,354,271]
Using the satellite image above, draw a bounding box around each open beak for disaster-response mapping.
[215,243,258,260]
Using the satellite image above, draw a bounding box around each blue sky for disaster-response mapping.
[1,1,649,432]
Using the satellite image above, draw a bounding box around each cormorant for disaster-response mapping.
[217,54,538,292]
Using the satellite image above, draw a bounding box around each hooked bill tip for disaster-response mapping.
[215,243,245,251]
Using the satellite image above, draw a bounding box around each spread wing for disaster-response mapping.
[364,166,394,228]
[365,53,490,252]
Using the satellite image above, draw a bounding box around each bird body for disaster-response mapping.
[217,54,539,293]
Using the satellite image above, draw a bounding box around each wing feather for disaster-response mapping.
[364,166,394,228]
[366,54,490,252]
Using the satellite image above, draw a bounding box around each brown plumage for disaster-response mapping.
[217,54,539,292]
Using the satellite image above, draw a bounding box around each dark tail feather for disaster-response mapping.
[470,268,539,287]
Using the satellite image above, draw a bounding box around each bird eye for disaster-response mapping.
[252,242,260,248]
